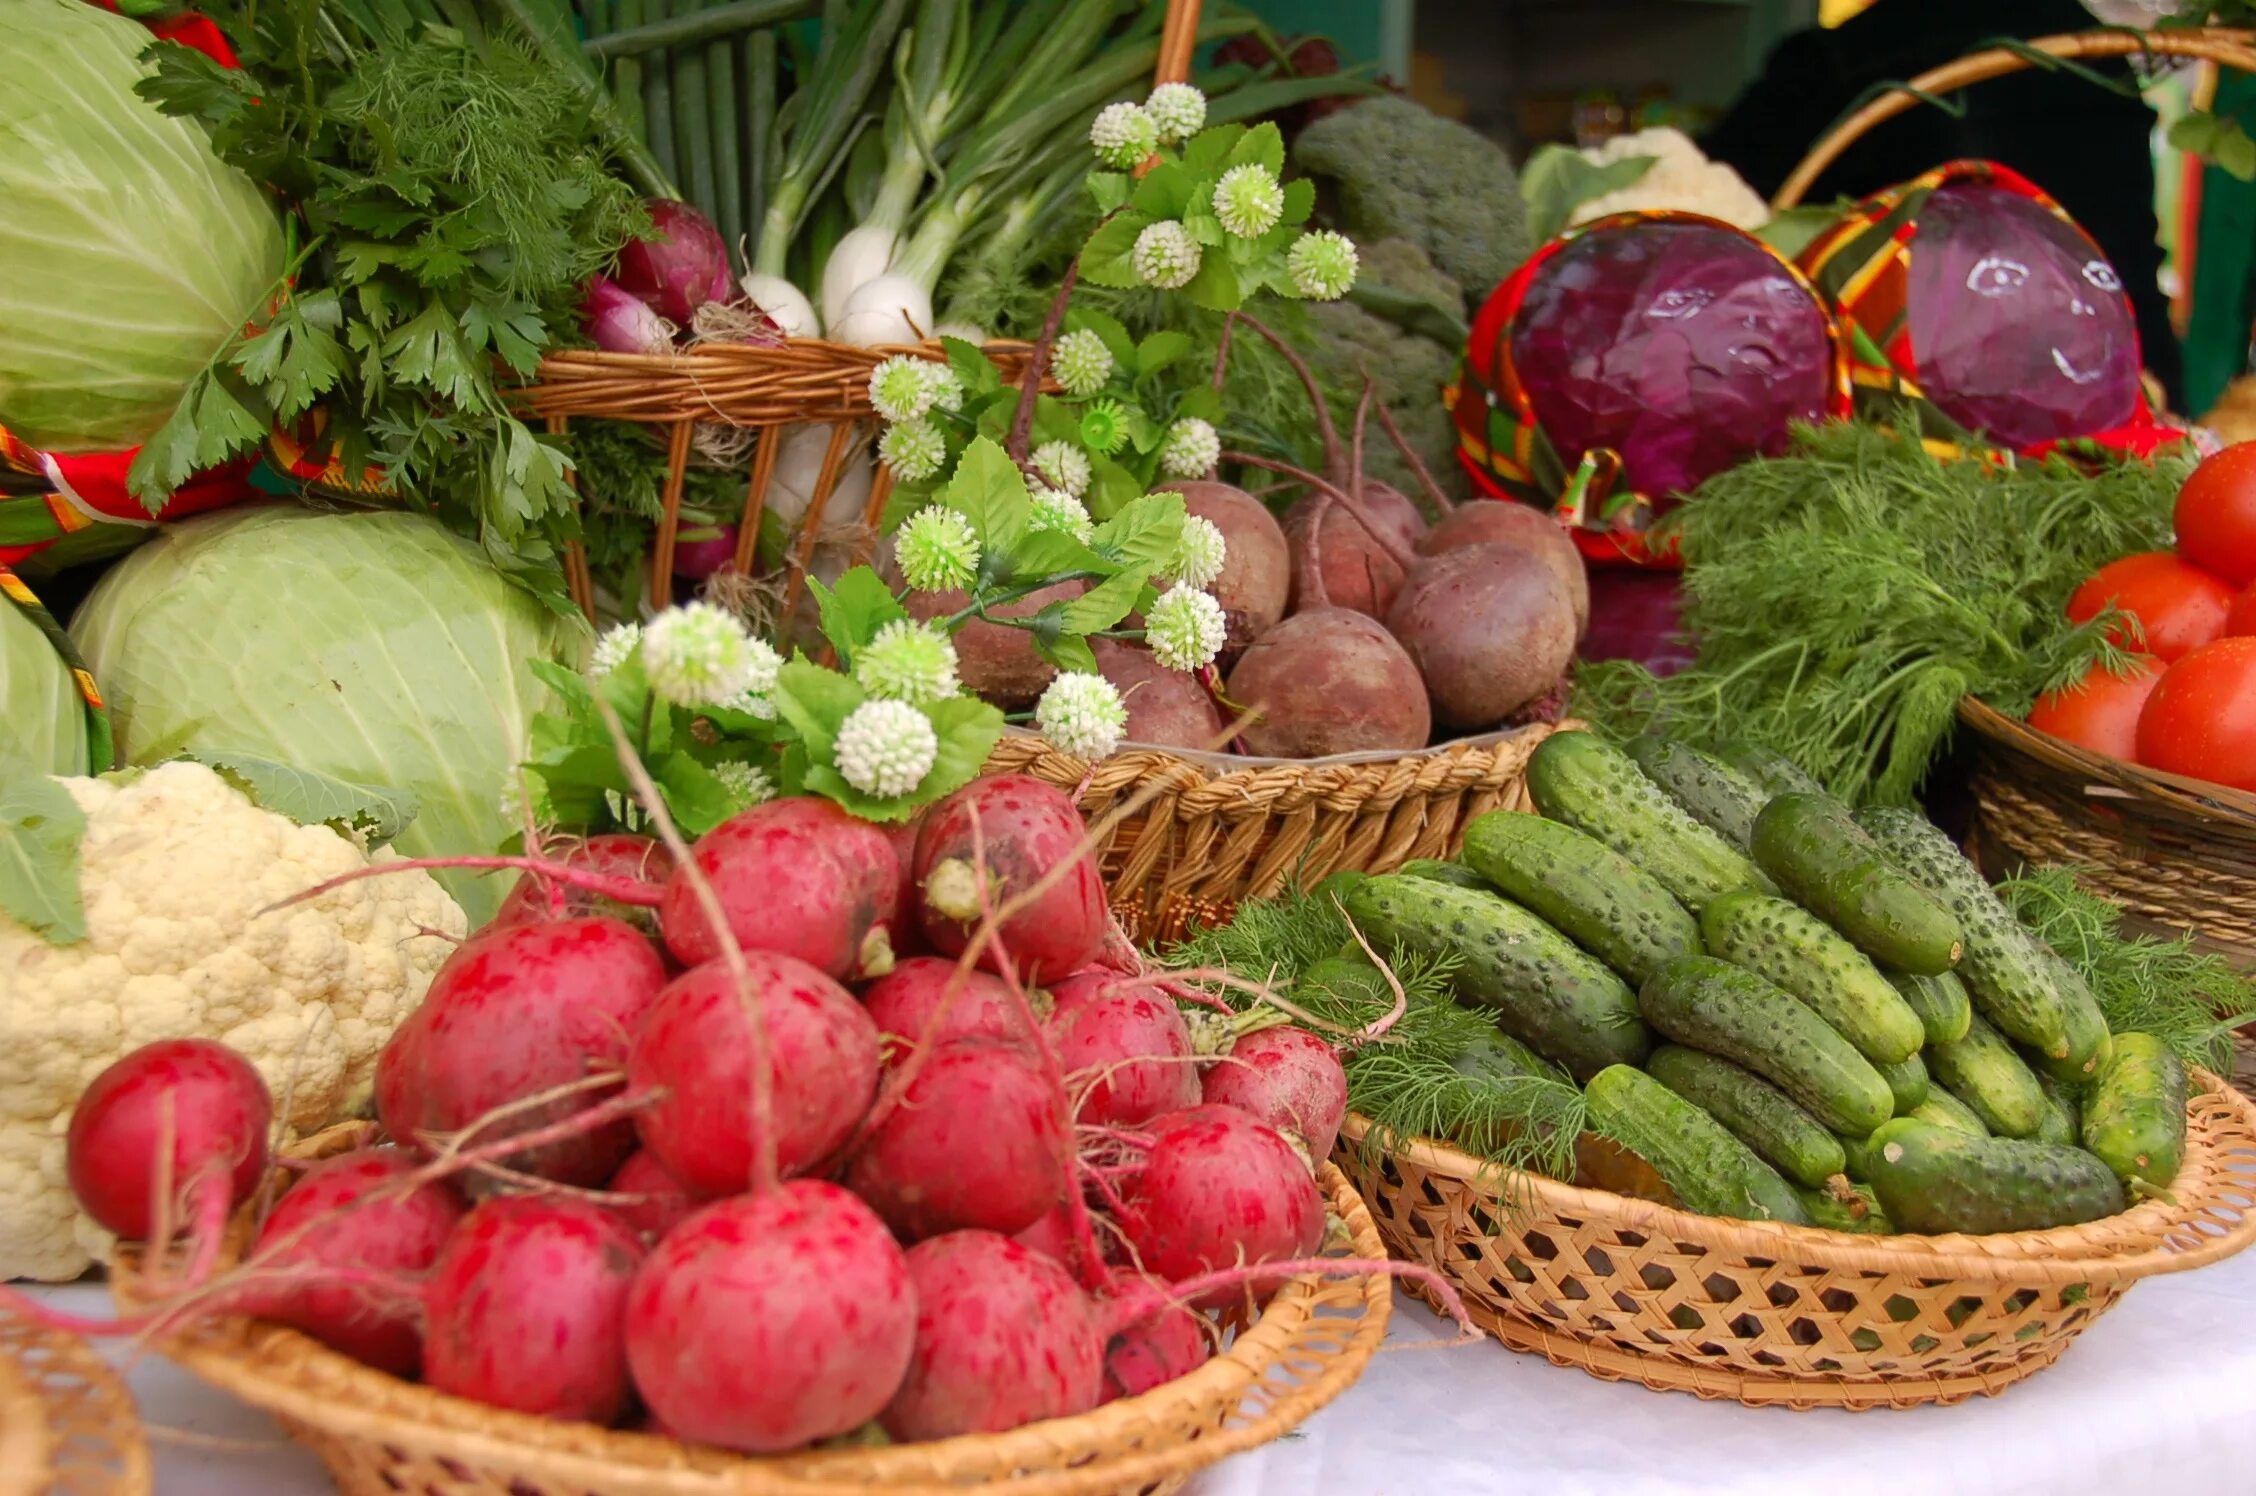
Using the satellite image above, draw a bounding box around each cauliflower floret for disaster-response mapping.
[1569,127,1771,233]
[0,762,464,1280]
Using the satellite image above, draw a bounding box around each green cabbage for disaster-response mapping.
[0,0,285,452]
[1,588,88,778]
[71,508,586,923]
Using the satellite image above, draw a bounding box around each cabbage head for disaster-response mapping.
[1,588,89,778]
[71,508,586,924]
[0,0,285,452]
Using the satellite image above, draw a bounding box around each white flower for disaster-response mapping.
[869,355,938,423]
[923,361,964,413]
[855,619,960,704]
[879,418,948,482]
[1030,440,1093,498]
[1145,586,1226,671]
[716,687,778,720]
[1052,328,1114,397]
[1287,230,1358,301]
[712,757,776,810]
[1144,83,1207,144]
[1133,221,1201,290]
[1213,164,1284,239]
[896,505,980,592]
[1163,514,1228,590]
[1090,101,1159,168]
[835,699,938,798]
[1158,416,1220,479]
[1036,672,1129,759]
[643,602,764,706]
[588,621,641,681]
[1029,487,1096,543]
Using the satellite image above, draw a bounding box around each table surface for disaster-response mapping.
[31,1240,2256,1496]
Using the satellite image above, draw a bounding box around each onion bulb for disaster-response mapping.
[831,273,934,349]
[819,226,901,335]
[580,275,675,355]
[739,273,820,339]
[615,200,729,325]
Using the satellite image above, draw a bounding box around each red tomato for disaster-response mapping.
[2229,582,2256,638]
[2176,442,2256,586]
[2135,637,2256,791]
[2065,552,2236,662]
[2026,656,2164,761]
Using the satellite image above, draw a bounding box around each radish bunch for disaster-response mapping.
[36,775,1396,1454]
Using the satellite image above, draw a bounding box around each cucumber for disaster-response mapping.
[1341,875,1651,1080]
[1699,892,1925,1064]
[1637,955,1894,1136]
[1796,1180,1895,1235]
[2036,1072,2082,1140]
[1928,1012,2048,1138]
[1910,1090,1989,1137]
[1889,969,1973,1046]
[1645,1045,1848,1188]
[1854,806,2072,1057]
[1524,731,1774,911]
[1307,868,1369,908]
[1449,1028,1569,1086]
[1627,735,1771,847]
[1458,811,1699,986]
[2034,947,2113,1082]
[1865,1120,2126,1234]
[1716,741,1826,798]
[1840,1129,1880,1180]
[1395,858,1490,890]
[1751,795,1963,975]
[1584,1065,1809,1224]
[2082,1032,2189,1191]
[1876,1051,1931,1115]
[2033,1086,2077,1147]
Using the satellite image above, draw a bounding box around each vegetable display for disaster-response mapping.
[0,584,90,778]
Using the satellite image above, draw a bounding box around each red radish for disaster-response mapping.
[628,954,880,1195]
[1011,1200,1085,1266]
[1091,638,1227,750]
[1200,1027,1348,1159]
[626,1182,915,1451]
[1160,480,1292,656]
[902,580,1089,709]
[1099,1273,1210,1401]
[66,1039,271,1247]
[614,199,729,325]
[880,1231,1104,1441]
[422,1197,644,1424]
[1418,500,1590,638]
[915,776,1107,983]
[659,797,900,981]
[1119,1106,1325,1308]
[847,1039,1070,1239]
[671,524,740,580]
[606,1149,704,1242]
[1046,972,1199,1125]
[376,917,668,1187]
[860,955,1029,1055]
[1225,608,1432,757]
[879,815,927,958]
[249,1150,467,1375]
[1386,542,1576,730]
[489,834,675,932]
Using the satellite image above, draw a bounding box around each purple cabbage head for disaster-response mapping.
[1905,182,2140,448]
[1510,220,1835,500]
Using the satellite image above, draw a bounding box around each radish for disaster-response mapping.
[1046,972,1199,1126]
[376,916,668,1187]
[627,953,880,1195]
[488,834,674,932]
[1386,542,1576,731]
[860,955,1029,1055]
[1224,608,1432,757]
[422,1196,644,1424]
[1118,1106,1326,1308]
[880,1231,1104,1441]
[1010,1200,1085,1266]
[66,1040,271,1260]
[1091,638,1227,751]
[847,1038,1069,1239]
[659,797,900,982]
[1099,1272,1210,1402]
[606,1149,704,1243]
[915,776,1107,984]
[1200,1027,1349,1159]
[879,815,927,958]
[626,1182,915,1451]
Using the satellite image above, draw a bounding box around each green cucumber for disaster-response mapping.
[1889,969,1974,1046]
[1449,1028,1569,1086]
[1397,858,1490,890]
[2036,1072,2083,1141]
[2033,1086,2077,1147]
[1524,731,1773,911]
[1637,955,1894,1136]
[2035,947,2113,1083]
[1797,1180,1894,1235]
[1717,741,1826,798]
[1584,1065,1809,1224]
[1342,875,1651,1080]
[1699,892,1925,1064]
[1928,1012,2048,1138]
[1910,1090,1989,1137]
[1458,811,1699,986]
[1865,1120,2126,1234]
[1854,806,2072,1057]
[1627,735,1771,848]
[2082,1032,2189,1191]
[1644,1045,1848,1188]
[1751,795,1963,975]
[1877,1051,1931,1115]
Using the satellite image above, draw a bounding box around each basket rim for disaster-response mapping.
[1338,1068,2256,1286]
[1958,696,2256,829]
[0,1300,152,1496]
[993,717,1570,775]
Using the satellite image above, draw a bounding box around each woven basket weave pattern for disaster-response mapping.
[0,1303,150,1496]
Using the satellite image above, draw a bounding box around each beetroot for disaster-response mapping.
[1417,500,1590,638]
[1225,609,1431,757]
[1091,638,1227,750]
[659,797,900,981]
[903,579,1088,708]
[627,953,880,1195]
[1386,542,1576,730]
[626,1182,916,1451]
[847,1039,1069,1239]
[1200,1027,1348,1158]
[1099,1274,1210,1402]
[880,1231,1104,1441]
[1161,480,1291,655]
[1119,1107,1326,1308]
[914,776,1107,983]
[859,955,1028,1055]
[1046,972,1199,1126]
[489,833,675,933]
[422,1197,644,1424]
[376,916,668,1187]
[1281,485,1426,619]
[606,1149,704,1242]
[66,1039,271,1245]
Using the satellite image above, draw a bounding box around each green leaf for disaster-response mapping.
[1280,176,1316,227]
[1085,452,1144,520]
[1135,330,1193,377]
[653,751,743,838]
[1183,123,1246,174]
[1069,310,1137,370]
[941,336,1004,398]
[1519,143,1657,243]
[771,658,865,759]
[943,436,1032,556]
[2171,110,2256,181]
[1172,385,1225,424]
[919,695,1006,808]
[1060,566,1149,633]
[1130,160,1195,219]
[0,778,86,945]
[1087,170,1132,214]
[1094,494,1185,568]
[384,302,487,409]
[1184,252,1243,313]
[185,752,420,844]
[1079,211,1151,289]
[1037,633,1099,674]
[809,567,910,668]
[1224,120,1285,179]
[1011,526,1106,579]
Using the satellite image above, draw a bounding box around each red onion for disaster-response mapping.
[616,200,730,325]
[672,524,740,579]
[581,276,674,355]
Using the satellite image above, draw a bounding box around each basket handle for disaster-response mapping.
[1773,27,2256,211]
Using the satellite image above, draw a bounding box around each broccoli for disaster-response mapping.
[1293,96,1532,310]
[1304,239,1469,508]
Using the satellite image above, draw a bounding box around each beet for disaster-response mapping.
[903,579,1089,708]
[1160,479,1291,655]
[1386,542,1577,731]
[1417,500,1590,638]
[1091,638,1226,750]
[1225,608,1431,757]
[1282,483,1426,618]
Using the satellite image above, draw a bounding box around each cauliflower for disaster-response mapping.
[0,762,465,1280]
[1568,128,1770,233]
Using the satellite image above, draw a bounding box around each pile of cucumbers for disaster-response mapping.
[1333,730,2192,1237]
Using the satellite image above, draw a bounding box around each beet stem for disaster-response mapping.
[1369,386,1455,517]
[1005,240,1091,464]
[1221,450,1420,571]
[1228,312,1344,478]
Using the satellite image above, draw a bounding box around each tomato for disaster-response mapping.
[2176,441,2256,586]
[2135,637,2256,791]
[2026,656,2164,761]
[2229,581,2256,638]
[2065,551,2236,662]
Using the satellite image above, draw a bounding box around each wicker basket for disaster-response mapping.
[0,1301,151,1496]
[1336,1069,2256,1411]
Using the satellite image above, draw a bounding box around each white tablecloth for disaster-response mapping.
[31,1244,2256,1495]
